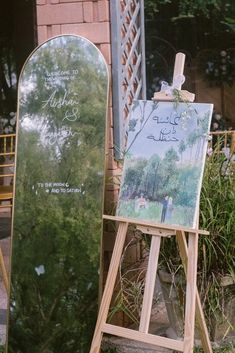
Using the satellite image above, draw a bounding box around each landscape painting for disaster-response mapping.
[116,100,213,229]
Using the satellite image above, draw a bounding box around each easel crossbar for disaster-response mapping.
[90,219,212,353]
[102,323,184,351]
[103,215,209,235]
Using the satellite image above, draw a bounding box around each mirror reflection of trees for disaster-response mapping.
[0,1,35,134]
[0,40,17,134]
[8,36,108,353]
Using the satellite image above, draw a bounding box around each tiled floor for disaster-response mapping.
[0,283,7,344]
[0,210,11,346]
[0,270,8,345]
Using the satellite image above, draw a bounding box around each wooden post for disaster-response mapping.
[176,230,213,353]
[230,131,235,155]
[0,246,9,294]
[137,226,176,334]
[173,52,185,87]
[153,52,195,102]
[183,232,199,353]
[90,221,128,353]
[139,235,161,333]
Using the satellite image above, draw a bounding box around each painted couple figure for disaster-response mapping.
[161,195,173,222]
[135,193,148,212]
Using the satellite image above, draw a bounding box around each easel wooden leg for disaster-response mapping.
[139,235,161,333]
[90,221,129,353]
[91,215,212,353]
[0,245,9,294]
[176,231,213,353]
[183,232,198,353]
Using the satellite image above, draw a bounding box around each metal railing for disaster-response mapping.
[0,134,16,181]
[0,133,16,209]
[0,133,16,156]
[210,130,235,156]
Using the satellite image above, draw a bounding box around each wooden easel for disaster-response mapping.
[89,53,213,353]
[0,245,9,294]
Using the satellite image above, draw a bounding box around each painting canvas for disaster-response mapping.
[116,100,213,229]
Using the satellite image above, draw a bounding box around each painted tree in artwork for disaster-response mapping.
[175,165,200,207]
[178,140,186,163]
[162,148,179,189]
[142,154,162,199]
[187,131,198,160]
[121,158,147,198]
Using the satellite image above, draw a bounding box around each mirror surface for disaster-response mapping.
[7,35,108,353]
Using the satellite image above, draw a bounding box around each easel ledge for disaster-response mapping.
[153,52,195,102]
[103,215,209,236]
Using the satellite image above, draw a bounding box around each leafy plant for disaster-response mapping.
[157,139,235,340]
[108,230,148,324]
[145,0,233,19]
[193,343,235,352]
[198,139,235,336]
[221,17,235,32]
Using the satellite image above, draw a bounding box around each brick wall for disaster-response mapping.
[36,0,111,67]
[36,0,118,195]
[36,0,121,287]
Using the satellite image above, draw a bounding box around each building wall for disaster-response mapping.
[195,70,235,129]
[36,0,122,288]
[36,0,118,201]
[36,0,110,62]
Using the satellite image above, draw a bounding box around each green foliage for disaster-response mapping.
[198,141,235,330]
[222,17,235,31]
[0,42,17,133]
[193,344,235,352]
[10,140,103,353]
[145,0,229,19]
[108,231,148,325]
[144,0,171,15]
[199,143,235,278]
[177,0,221,18]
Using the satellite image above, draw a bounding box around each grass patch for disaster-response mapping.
[193,344,235,353]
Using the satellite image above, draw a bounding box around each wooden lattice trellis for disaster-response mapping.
[110,0,146,159]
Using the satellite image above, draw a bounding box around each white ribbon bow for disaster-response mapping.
[160,74,185,96]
